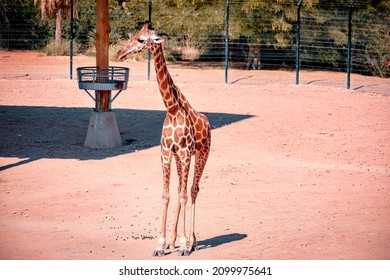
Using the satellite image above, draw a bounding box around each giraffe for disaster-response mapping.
[385,58,390,69]
[116,22,211,256]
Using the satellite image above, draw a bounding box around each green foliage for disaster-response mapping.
[151,0,225,60]
[0,0,51,49]
[353,7,390,77]
[152,1,225,39]
[376,0,390,12]
[109,0,147,43]
[230,0,296,46]
[72,0,96,47]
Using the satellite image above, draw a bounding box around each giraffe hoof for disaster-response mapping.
[178,250,191,256]
[152,250,165,257]
[190,244,198,252]
[164,243,175,251]
[190,241,198,252]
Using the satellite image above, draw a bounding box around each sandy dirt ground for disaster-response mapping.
[0,50,389,260]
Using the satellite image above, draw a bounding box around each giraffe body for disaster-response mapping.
[117,22,211,256]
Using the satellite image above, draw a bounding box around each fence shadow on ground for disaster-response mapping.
[0,106,254,171]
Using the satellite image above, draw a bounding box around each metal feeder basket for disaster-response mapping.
[77,66,129,105]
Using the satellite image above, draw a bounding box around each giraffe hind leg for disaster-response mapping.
[189,142,210,252]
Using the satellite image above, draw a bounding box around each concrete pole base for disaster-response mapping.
[84,111,122,148]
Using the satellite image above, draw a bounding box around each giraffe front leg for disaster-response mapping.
[153,195,169,257]
[153,149,172,257]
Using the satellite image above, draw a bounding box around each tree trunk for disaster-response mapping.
[55,8,63,45]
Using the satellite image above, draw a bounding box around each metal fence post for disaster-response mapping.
[147,0,152,81]
[347,5,353,89]
[296,0,303,85]
[225,0,230,84]
[70,0,74,80]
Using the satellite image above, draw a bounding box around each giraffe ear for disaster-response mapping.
[151,34,164,44]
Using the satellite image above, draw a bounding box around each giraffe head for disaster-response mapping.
[116,21,163,60]
[385,58,390,68]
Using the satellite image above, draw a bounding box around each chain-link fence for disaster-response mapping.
[1,0,389,82]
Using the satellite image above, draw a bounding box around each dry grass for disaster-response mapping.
[44,40,80,56]
[181,44,204,61]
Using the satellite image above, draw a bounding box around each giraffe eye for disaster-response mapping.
[137,38,145,43]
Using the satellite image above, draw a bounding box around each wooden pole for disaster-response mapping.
[96,0,110,111]
[84,0,122,148]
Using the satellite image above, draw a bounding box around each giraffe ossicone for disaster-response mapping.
[117,21,211,256]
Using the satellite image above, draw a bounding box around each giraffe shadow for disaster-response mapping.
[0,106,254,170]
[159,233,248,256]
[197,233,247,251]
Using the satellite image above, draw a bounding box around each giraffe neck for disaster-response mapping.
[151,43,201,127]
[151,43,192,116]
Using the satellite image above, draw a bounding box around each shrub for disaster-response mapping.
[180,41,205,61]
[44,39,80,56]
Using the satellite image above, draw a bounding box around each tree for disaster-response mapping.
[0,0,50,49]
[227,0,297,69]
[34,0,78,45]
[152,0,226,60]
